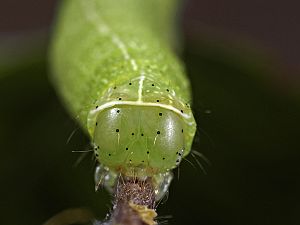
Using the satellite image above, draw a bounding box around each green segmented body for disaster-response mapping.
[50,0,196,177]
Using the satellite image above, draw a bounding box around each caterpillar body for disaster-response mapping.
[50,0,196,196]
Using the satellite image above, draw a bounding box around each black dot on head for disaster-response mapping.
[116,129,119,132]
[163,157,165,160]
[95,105,98,109]
[176,152,178,155]
[157,131,160,134]
[142,160,144,163]
[95,153,99,157]
[126,147,129,150]
[152,84,155,86]
[97,146,100,149]
[141,133,144,136]
[129,159,132,162]
[147,151,149,154]
[129,82,132,85]
[182,129,183,133]
[176,160,180,163]
[181,110,183,113]
[117,110,120,113]
[132,133,135,135]
[179,153,182,156]
[108,153,111,156]
[159,113,162,116]
[166,89,169,92]
[96,122,98,126]
[113,86,117,89]
[118,98,122,100]
[156,100,160,102]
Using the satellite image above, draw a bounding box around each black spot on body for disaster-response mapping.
[159,113,162,116]
[152,84,155,86]
[96,122,98,126]
[156,100,160,102]
[132,133,134,135]
[126,148,129,150]
[108,154,111,156]
[157,131,160,134]
[163,157,165,160]
[95,106,98,109]
[141,133,144,136]
[116,129,119,132]
[147,151,149,154]
[182,129,183,133]
[166,89,169,92]
[118,98,122,100]
[129,82,132,85]
[181,110,183,113]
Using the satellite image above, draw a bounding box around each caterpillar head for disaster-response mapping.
[93,105,187,176]
[88,77,196,177]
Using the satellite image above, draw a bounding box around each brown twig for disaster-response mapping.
[107,176,157,225]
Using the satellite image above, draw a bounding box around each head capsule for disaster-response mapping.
[94,105,188,176]
[88,78,196,177]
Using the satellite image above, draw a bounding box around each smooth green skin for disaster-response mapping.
[94,106,185,175]
[50,0,196,175]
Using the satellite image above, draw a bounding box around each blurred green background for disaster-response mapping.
[0,1,299,225]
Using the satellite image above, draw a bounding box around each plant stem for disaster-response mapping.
[108,177,157,225]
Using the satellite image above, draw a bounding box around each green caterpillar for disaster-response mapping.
[50,0,196,196]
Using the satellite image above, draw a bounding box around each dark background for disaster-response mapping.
[0,1,299,225]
